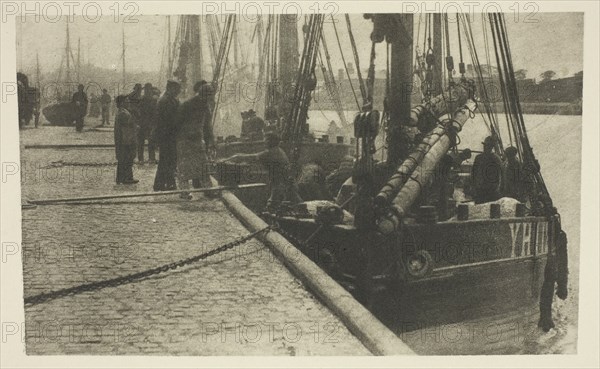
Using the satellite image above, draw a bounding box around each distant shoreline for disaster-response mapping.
[488,102,582,116]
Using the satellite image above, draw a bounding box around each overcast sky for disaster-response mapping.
[16,12,583,81]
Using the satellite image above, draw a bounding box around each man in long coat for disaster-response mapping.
[72,84,88,132]
[114,95,138,184]
[153,80,181,191]
[472,136,502,204]
[175,81,216,199]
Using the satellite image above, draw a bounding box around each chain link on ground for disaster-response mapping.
[24,225,272,306]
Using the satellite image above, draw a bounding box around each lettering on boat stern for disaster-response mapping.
[509,220,549,258]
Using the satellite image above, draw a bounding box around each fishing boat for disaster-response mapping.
[262,13,569,333]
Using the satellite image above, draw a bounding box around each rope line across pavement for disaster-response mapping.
[23,226,272,306]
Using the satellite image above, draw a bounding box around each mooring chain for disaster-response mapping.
[42,160,119,169]
[24,226,272,306]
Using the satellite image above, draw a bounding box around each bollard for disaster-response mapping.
[515,202,526,217]
[457,204,469,220]
[490,203,501,219]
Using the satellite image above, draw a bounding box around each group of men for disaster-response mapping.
[471,136,530,204]
[418,135,530,220]
[113,80,219,198]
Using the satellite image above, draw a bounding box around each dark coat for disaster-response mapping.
[154,94,180,147]
[114,108,136,160]
[175,94,214,180]
[72,91,88,117]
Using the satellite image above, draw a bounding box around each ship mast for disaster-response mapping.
[432,14,443,96]
[387,14,414,166]
[278,14,299,124]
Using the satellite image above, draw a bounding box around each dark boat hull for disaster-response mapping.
[267,214,554,330]
[42,102,79,126]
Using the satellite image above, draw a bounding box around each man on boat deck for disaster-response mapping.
[153,80,181,191]
[471,136,502,204]
[241,109,266,141]
[138,83,158,163]
[175,80,216,199]
[502,146,527,202]
[72,84,88,132]
[114,95,138,184]
[221,132,302,210]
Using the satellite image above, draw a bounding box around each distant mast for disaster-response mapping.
[77,37,81,83]
[122,27,126,86]
[65,21,71,83]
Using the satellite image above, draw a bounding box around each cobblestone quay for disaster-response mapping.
[20,127,370,355]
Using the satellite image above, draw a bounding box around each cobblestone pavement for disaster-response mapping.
[20,127,370,355]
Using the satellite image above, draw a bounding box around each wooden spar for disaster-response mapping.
[376,82,471,207]
[389,99,476,218]
[408,83,471,127]
[375,125,446,206]
[28,183,267,205]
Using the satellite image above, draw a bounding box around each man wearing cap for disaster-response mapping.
[502,146,526,202]
[138,83,158,163]
[153,80,181,191]
[471,136,502,204]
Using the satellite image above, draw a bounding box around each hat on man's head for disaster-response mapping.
[504,146,518,157]
[144,83,153,90]
[248,109,256,115]
[482,136,495,146]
